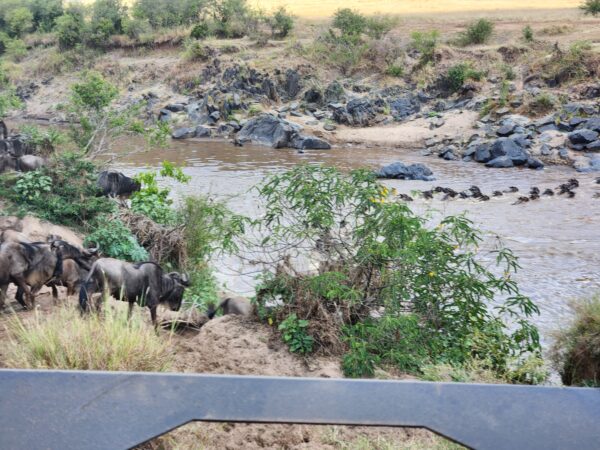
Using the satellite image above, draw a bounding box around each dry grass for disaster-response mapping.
[4,304,173,371]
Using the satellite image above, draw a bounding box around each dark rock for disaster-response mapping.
[390,95,421,120]
[283,69,302,99]
[575,156,600,173]
[510,134,532,148]
[376,162,435,181]
[331,99,376,127]
[473,143,492,163]
[568,130,599,145]
[158,109,172,122]
[559,148,569,159]
[581,84,600,99]
[217,124,235,136]
[439,147,458,160]
[172,127,196,139]
[195,126,212,138]
[584,118,600,132]
[497,123,516,136]
[209,111,221,122]
[586,140,600,150]
[165,103,185,112]
[526,157,544,170]
[262,78,279,102]
[490,137,529,166]
[304,88,322,104]
[485,156,514,168]
[237,114,297,148]
[538,124,558,133]
[323,123,336,131]
[290,111,302,117]
[429,117,445,129]
[291,136,331,150]
[569,117,587,128]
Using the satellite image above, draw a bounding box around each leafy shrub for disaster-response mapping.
[529,92,557,114]
[364,15,397,39]
[456,19,494,46]
[85,215,149,262]
[332,8,366,38]
[0,152,115,226]
[522,25,534,42]
[54,11,86,50]
[184,39,212,61]
[12,171,52,201]
[279,314,314,354]
[122,17,152,39]
[132,0,206,28]
[190,22,210,40]
[131,161,190,225]
[446,63,484,92]
[29,0,64,33]
[5,7,33,38]
[580,0,600,16]
[411,30,439,66]
[269,6,294,38]
[3,38,27,62]
[6,305,171,371]
[71,70,118,111]
[550,296,600,386]
[254,166,542,380]
[386,65,403,77]
[541,40,596,85]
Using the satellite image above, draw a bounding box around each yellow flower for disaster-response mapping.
[268,317,273,326]
[428,271,436,277]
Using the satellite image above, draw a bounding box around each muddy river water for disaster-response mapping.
[115,138,600,342]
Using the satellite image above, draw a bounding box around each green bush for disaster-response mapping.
[332,8,366,38]
[364,15,397,39]
[29,0,64,33]
[446,63,484,92]
[122,17,152,39]
[0,152,115,226]
[54,12,86,50]
[550,296,600,387]
[71,71,119,112]
[190,22,210,39]
[278,314,314,354]
[254,166,542,381]
[522,25,534,43]
[183,38,212,61]
[132,0,206,28]
[84,215,149,262]
[269,6,294,38]
[386,65,403,77]
[5,7,33,38]
[411,30,439,66]
[13,171,52,201]
[4,38,27,62]
[580,0,600,16]
[457,19,494,46]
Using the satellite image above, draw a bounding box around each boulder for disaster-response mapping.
[490,138,529,166]
[195,126,212,138]
[237,114,297,148]
[331,99,377,127]
[586,140,600,151]
[282,69,302,99]
[158,109,172,122]
[376,162,435,181]
[473,143,492,163]
[304,88,322,104]
[583,118,600,133]
[568,130,599,145]
[165,103,186,112]
[324,80,345,104]
[390,95,420,120]
[526,157,544,170]
[290,136,331,150]
[485,156,514,168]
[497,123,516,136]
[172,127,196,139]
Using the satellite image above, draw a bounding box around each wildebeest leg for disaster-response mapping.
[50,283,59,304]
[12,276,33,310]
[128,301,135,320]
[0,284,8,310]
[15,286,28,309]
[150,305,158,328]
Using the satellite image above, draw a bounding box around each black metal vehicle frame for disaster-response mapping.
[0,369,598,449]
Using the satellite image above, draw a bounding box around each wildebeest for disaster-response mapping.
[45,240,98,300]
[17,155,45,172]
[79,259,189,325]
[11,240,98,309]
[0,120,7,140]
[207,296,252,319]
[97,171,141,198]
[0,154,17,173]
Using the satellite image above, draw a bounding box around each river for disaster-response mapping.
[115,138,600,343]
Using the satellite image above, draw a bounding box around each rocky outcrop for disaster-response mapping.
[376,162,435,181]
[331,99,377,127]
[237,114,330,150]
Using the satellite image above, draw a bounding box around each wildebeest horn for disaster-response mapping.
[85,247,99,255]
[181,273,190,286]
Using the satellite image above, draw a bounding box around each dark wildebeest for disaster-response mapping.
[17,155,45,172]
[207,296,252,319]
[0,119,7,140]
[11,240,98,309]
[79,259,189,325]
[97,171,141,198]
[45,239,99,300]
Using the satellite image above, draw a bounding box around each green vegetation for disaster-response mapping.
[411,30,439,66]
[542,40,596,85]
[84,215,149,261]
[580,0,600,16]
[269,6,294,38]
[551,295,600,387]
[456,19,494,46]
[522,25,534,43]
[253,166,543,382]
[0,63,21,117]
[278,314,314,354]
[446,63,484,93]
[6,305,172,371]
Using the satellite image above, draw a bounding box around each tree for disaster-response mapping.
[29,0,64,32]
[6,7,33,37]
[269,7,294,38]
[54,11,85,50]
[90,0,127,42]
[580,0,600,16]
[332,8,366,38]
[132,0,206,28]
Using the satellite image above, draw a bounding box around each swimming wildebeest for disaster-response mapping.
[97,170,141,198]
[207,296,252,319]
[79,259,189,325]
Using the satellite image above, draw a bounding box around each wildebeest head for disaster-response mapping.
[97,171,142,198]
[161,272,190,311]
[49,239,99,270]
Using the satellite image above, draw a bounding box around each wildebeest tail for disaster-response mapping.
[79,263,98,312]
[207,298,227,319]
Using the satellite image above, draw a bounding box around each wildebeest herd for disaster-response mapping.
[0,166,187,325]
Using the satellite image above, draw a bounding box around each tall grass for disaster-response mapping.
[5,305,172,371]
